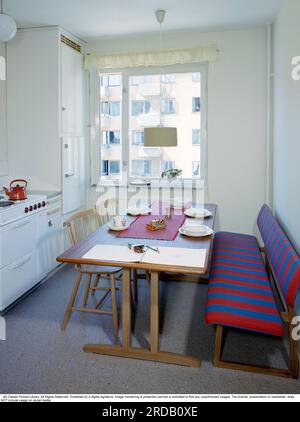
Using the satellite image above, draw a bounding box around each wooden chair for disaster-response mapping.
[95,197,139,303]
[62,208,122,337]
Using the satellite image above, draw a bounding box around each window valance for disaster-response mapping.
[84,46,218,70]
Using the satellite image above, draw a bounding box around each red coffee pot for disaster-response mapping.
[3,179,28,201]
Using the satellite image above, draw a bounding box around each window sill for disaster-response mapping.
[96,178,204,188]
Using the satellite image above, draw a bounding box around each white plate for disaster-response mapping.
[179,226,214,238]
[127,207,151,216]
[108,223,131,231]
[184,208,212,218]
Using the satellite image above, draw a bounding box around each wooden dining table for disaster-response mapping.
[57,203,217,367]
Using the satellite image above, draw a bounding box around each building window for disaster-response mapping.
[110,160,120,175]
[192,72,201,82]
[163,161,176,171]
[192,97,201,112]
[101,101,120,116]
[101,74,121,87]
[132,100,151,116]
[131,160,151,177]
[192,129,201,145]
[192,161,200,177]
[161,99,176,115]
[132,131,144,145]
[102,131,120,147]
[161,74,176,83]
[101,160,120,176]
[101,160,109,176]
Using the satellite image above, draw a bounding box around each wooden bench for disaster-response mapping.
[205,204,300,378]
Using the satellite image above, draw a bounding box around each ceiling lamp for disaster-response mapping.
[144,9,177,148]
[0,0,17,42]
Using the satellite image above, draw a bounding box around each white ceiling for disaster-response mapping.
[4,0,283,41]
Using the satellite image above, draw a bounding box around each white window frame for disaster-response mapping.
[89,63,208,186]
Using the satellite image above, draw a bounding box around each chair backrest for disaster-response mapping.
[95,197,117,225]
[257,204,300,307]
[65,208,99,247]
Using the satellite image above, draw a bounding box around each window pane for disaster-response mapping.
[192,73,201,82]
[110,160,120,175]
[132,130,144,145]
[192,161,200,177]
[99,72,122,180]
[192,97,201,112]
[131,160,151,177]
[161,99,176,115]
[129,72,201,178]
[192,129,201,145]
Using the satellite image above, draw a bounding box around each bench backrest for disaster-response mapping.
[257,204,300,307]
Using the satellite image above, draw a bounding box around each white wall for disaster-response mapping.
[87,27,268,235]
[0,42,8,179]
[272,0,300,253]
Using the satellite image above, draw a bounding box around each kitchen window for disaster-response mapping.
[93,64,208,184]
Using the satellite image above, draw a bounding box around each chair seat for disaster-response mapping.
[79,265,122,275]
[205,232,284,337]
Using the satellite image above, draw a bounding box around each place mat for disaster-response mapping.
[117,210,186,241]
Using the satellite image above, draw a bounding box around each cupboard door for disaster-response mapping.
[61,42,83,135]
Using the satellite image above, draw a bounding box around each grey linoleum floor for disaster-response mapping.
[0,265,299,394]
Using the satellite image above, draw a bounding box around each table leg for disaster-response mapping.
[122,269,132,349]
[150,271,159,353]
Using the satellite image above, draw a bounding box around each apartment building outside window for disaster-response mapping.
[100,101,120,116]
[192,129,201,145]
[192,97,201,112]
[101,160,120,177]
[192,161,200,177]
[101,74,121,87]
[132,100,151,116]
[95,66,207,183]
[132,160,151,177]
[161,98,176,115]
[132,131,144,145]
[102,131,120,147]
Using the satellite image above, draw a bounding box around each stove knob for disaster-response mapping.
[29,206,33,212]
[34,204,37,210]
[25,207,29,213]
[42,201,46,207]
[38,203,41,208]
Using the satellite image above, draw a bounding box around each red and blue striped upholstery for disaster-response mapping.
[205,232,284,337]
[257,204,300,306]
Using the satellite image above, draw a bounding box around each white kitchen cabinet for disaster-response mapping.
[7,27,85,214]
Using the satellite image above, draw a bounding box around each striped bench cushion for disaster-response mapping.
[257,205,300,306]
[205,232,284,337]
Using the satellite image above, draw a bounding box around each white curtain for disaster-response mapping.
[84,47,218,70]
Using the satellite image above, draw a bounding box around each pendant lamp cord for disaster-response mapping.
[0,0,3,14]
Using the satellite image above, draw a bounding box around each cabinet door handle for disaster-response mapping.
[12,257,31,270]
[13,220,30,230]
[62,106,67,111]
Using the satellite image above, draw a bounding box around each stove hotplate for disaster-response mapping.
[0,201,14,207]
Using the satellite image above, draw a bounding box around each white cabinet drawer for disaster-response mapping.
[0,250,39,311]
[0,215,37,268]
